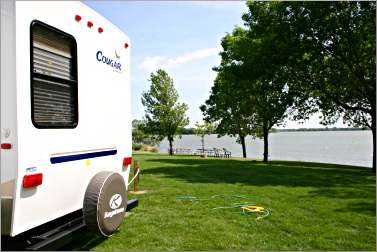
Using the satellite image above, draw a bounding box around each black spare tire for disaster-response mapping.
[83,171,127,236]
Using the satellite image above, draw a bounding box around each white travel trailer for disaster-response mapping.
[1,0,133,243]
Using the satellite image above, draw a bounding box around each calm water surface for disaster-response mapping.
[159,131,373,167]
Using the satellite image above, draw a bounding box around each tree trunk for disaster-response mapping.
[201,135,205,152]
[240,135,247,158]
[372,113,376,173]
[263,123,269,162]
[168,138,173,155]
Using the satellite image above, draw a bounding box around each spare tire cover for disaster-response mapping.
[83,171,127,236]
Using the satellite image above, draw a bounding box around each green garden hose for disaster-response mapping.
[176,194,270,219]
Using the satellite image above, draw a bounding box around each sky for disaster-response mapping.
[84,1,348,129]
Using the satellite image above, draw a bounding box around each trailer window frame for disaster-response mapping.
[30,20,79,129]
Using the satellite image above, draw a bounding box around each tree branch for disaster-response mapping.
[322,88,372,114]
[330,95,371,114]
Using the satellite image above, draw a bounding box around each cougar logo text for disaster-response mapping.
[96,51,122,72]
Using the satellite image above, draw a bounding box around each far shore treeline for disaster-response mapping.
[178,127,371,135]
[136,1,375,172]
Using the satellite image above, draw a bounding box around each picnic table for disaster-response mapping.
[193,148,231,158]
[170,148,231,158]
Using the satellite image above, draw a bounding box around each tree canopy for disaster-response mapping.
[202,1,375,169]
[202,3,296,161]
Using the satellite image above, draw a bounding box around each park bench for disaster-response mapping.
[213,148,232,158]
[223,148,232,158]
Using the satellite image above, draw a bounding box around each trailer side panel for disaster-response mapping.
[1,0,18,236]
[10,1,131,236]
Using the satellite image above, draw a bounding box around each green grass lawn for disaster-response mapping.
[66,153,376,251]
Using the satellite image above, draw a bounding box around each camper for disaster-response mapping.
[1,0,132,242]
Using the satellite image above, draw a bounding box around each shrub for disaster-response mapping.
[141,144,152,152]
[133,143,142,151]
[133,143,159,153]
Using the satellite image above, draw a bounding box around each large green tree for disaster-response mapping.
[240,1,375,170]
[288,1,376,172]
[209,20,295,162]
[209,1,375,168]
[141,69,189,155]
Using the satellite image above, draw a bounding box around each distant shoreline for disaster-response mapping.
[180,127,370,135]
[160,130,372,167]
[271,127,370,133]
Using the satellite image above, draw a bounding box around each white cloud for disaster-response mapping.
[138,47,220,72]
[137,56,167,73]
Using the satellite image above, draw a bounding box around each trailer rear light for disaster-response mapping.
[1,143,12,149]
[23,173,43,188]
[124,43,129,49]
[87,21,93,28]
[123,157,132,166]
[98,27,103,33]
[75,15,81,22]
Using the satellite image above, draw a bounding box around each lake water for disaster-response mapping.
[159,131,373,167]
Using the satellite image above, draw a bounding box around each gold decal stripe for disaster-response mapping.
[51,147,117,156]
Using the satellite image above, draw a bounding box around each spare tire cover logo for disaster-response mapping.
[109,194,122,209]
[104,193,125,219]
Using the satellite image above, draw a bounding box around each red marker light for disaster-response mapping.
[124,43,129,49]
[75,15,81,22]
[23,173,43,188]
[87,21,93,28]
[123,157,132,166]
[98,27,103,33]
[1,143,12,149]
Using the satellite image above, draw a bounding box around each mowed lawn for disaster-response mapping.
[66,153,376,251]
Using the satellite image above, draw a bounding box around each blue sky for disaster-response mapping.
[85,1,347,129]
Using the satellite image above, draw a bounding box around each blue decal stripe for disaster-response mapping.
[50,149,117,164]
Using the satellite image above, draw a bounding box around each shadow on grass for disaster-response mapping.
[304,186,375,199]
[335,201,376,216]
[143,158,375,188]
[61,230,106,251]
[142,157,375,215]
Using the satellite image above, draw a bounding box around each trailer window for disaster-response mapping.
[30,21,78,128]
